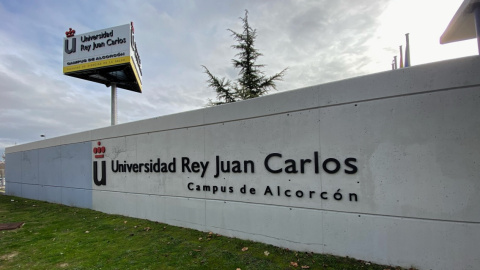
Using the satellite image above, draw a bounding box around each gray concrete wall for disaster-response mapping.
[6,142,92,208]
[6,56,480,270]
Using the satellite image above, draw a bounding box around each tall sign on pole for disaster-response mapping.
[63,23,142,125]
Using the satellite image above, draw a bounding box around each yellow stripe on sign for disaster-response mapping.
[63,56,131,73]
[129,58,142,90]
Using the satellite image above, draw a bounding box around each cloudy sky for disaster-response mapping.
[0,0,477,155]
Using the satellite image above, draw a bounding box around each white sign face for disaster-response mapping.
[63,24,131,72]
[63,23,142,92]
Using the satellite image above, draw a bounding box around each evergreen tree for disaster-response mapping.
[203,10,287,106]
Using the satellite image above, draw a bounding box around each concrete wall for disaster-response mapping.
[6,56,480,270]
[6,142,92,208]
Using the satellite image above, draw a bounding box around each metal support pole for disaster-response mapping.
[399,45,403,68]
[474,5,480,54]
[111,83,117,125]
[405,33,410,67]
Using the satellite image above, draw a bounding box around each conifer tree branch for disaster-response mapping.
[203,10,287,106]
[202,66,236,105]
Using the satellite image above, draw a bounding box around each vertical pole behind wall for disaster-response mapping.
[111,83,117,125]
[474,5,480,54]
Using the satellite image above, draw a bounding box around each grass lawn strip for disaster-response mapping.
[0,195,414,269]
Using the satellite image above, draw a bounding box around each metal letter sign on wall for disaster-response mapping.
[93,141,106,186]
[62,23,142,93]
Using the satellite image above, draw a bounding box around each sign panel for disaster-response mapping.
[63,23,142,93]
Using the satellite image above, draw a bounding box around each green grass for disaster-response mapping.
[0,195,411,270]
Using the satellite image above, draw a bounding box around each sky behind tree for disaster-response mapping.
[0,0,476,154]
